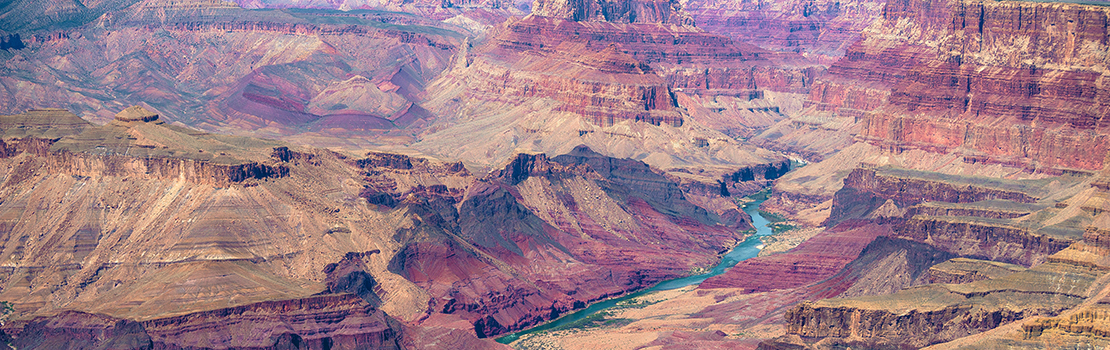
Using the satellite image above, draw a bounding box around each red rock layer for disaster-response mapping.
[389,148,748,337]
[448,13,815,127]
[699,221,890,290]
[684,0,886,64]
[816,0,1110,172]
[459,42,685,127]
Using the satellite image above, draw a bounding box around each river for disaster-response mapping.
[495,196,775,344]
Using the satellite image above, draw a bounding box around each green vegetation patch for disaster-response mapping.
[543,311,633,332]
[758,210,787,223]
[745,188,771,201]
[771,223,797,234]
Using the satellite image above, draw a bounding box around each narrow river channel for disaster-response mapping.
[496,196,776,344]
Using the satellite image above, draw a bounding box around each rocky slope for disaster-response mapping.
[388,146,752,337]
[764,0,1110,174]
[0,107,754,348]
[6,294,403,350]
[0,0,464,150]
[774,242,1110,349]
[416,0,811,205]
[755,166,1109,348]
[518,147,1110,349]
[684,0,886,65]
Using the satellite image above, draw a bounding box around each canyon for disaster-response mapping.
[0,106,767,348]
[4,0,1110,347]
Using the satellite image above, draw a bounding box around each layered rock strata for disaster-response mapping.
[0,109,753,347]
[1,106,291,187]
[388,146,750,337]
[759,157,1107,348]
[924,257,1026,284]
[684,0,886,64]
[776,243,1110,348]
[4,294,402,350]
[781,0,1110,173]
[0,3,462,149]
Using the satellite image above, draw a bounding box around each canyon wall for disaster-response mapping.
[5,294,402,350]
[531,0,694,24]
[813,0,1110,173]
[684,0,886,64]
[777,249,1108,349]
[0,109,754,346]
[0,3,461,149]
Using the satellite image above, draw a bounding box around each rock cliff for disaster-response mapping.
[387,146,749,337]
[418,0,801,202]
[0,2,461,149]
[531,0,693,24]
[4,294,402,350]
[0,109,751,347]
[775,243,1110,349]
[684,0,886,64]
[1,106,292,187]
[783,0,1110,173]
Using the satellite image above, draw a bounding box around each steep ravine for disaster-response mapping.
[496,195,777,344]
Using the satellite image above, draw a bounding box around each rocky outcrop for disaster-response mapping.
[777,249,1107,348]
[354,151,471,209]
[842,167,1039,205]
[388,147,747,337]
[799,0,1110,173]
[1,138,289,187]
[893,215,1074,267]
[904,201,1040,219]
[825,167,1043,226]
[924,257,1026,284]
[531,0,694,25]
[113,106,160,122]
[5,294,402,350]
[783,302,1029,349]
[1,108,296,187]
[699,221,889,291]
[684,0,886,64]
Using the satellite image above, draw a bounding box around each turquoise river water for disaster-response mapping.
[495,197,775,344]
